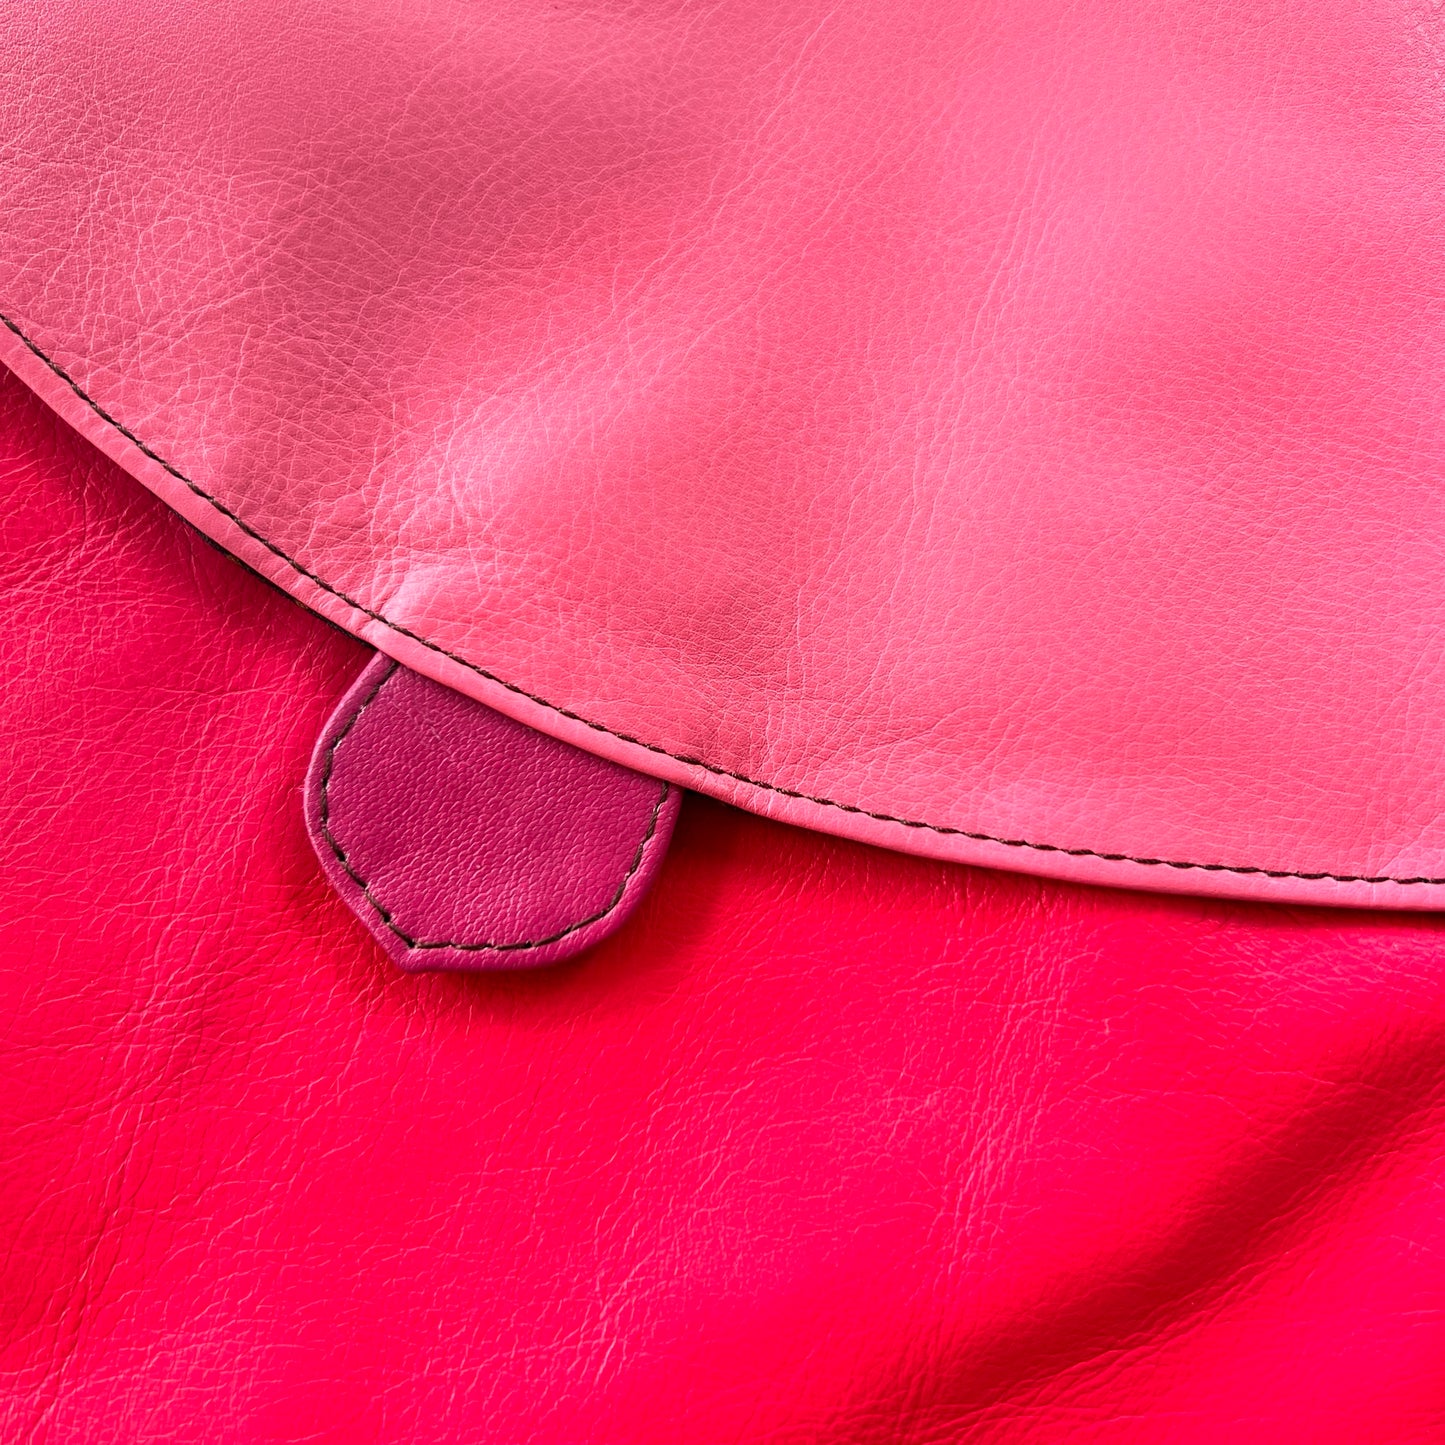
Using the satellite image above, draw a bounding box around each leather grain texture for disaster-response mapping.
[305,652,679,971]
[3,1,1445,907]
[5,339,1445,1443]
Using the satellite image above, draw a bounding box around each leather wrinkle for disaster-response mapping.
[5,307,1442,892]
[317,657,675,953]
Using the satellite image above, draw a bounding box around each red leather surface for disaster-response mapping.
[5,346,1445,1440]
[5,2,1445,908]
[305,653,679,971]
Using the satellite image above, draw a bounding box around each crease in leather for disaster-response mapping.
[316,657,675,954]
[2,308,1440,894]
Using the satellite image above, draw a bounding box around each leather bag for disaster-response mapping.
[4,2,1445,1438]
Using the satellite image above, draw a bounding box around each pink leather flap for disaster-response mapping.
[3,2,1444,907]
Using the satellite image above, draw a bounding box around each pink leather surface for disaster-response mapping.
[8,330,1445,1442]
[5,2,1445,908]
[305,653,679,971]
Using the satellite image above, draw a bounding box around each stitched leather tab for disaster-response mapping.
[304,654,680,971]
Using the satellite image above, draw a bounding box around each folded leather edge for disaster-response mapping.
[1,313,1434,912]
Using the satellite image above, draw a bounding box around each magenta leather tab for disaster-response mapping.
[305,654,679,971]
[5,3,1445,908]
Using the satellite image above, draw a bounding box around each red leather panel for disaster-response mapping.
[4,368,1445,1436]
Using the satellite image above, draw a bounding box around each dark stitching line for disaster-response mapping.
[317,658,674,951]
[5,305,1441,891]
